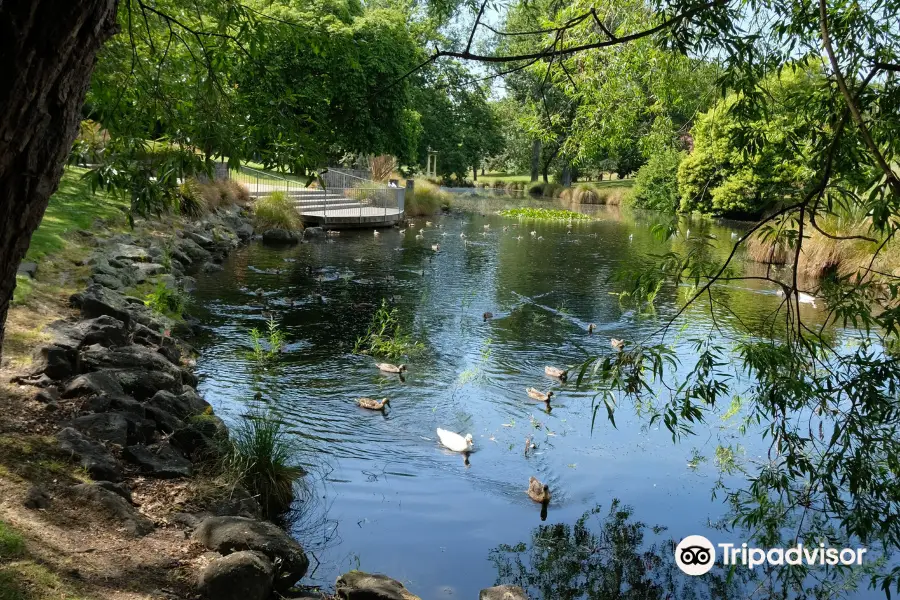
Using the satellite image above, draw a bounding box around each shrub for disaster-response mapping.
[630,149,685,213]
[354,300,423,359]
[368,155,397,182]
[254,191,303,231]
[572,184,601,204]
[218,179,251,206]
[144,281,188,318]
[224,409,305,518]
[178,179,207,217]
[248,318,286,363]
[527,181,545,196]
[408,180,451,217]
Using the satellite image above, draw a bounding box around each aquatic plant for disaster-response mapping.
[354,300,423,360]
[499,208,590,222]
[223,408,305,517]
[248,318,286,363]
[144,281,188,318]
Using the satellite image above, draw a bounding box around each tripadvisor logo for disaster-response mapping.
[675,535,868,576]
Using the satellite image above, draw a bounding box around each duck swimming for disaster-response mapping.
[526,388,553,402]
[610,338,625,351]
[588,323,596,334]
[436,428,474,453]
[527,476,551,503]
[357,397,390,411]
[376,362,407,374]
[544,366,567,381]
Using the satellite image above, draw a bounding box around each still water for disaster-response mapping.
[190,200,865,598]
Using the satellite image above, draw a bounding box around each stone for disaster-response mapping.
[57,427,122,482]
[34,388,59,404]
[179,237,212,263]
[262,229,299,245]
[70,285,133,327]
[335,571,421,600]
[202,262,224,273]
[71,483,154,536]
[236,224,254,241]
[62,371,126,398]
[302,227,323,237]
[17,261,38,279]
[93,480,134,503]
[71,413,131,446]
[170,424,220,462]
[91,273,125,290]
[24,485,51,510]
[188,231,215,248]
[123,442,192,478]
[147,390,196,419]
[144,405,182,434]
[109,368,182,400]
[134,263,166,283]
[207,487,261,519]
[47,316,128,351]
[182,276,198,292]
[479,586,530,600]
[80,344,183,381]
[110,243,150,262]
[31,344,78,380]
[193,516,309,591]
[197,551,274,600]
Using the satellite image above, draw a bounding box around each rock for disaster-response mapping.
[182,276,198,292]
[17,261,38,279]
[188,232,215,248]
[34,388,59,404]
[109,368,182,400]
[197,551,274,600]
[207,487,261,519]
[24,485,51,509]
[262,229,299,245]
[91,273,125,290]
[46,316,128,352]
[70,285,133,327]
[62,371,126,398]
[71,413,131,446]
[179,237,212,263]
[57,427,122,482]
[193,516,309,591]
[134,263,166,282]
[123,442,193,478]
[479,586,530,600]
[93,480,134,503]
[144,405,182,434]
[71,483,154,536]
[146,390,205,420]
[110,243,150,262]
[335,571,421,600]
[236,224,254,241]
[31,344,78,380]
[170,424,220,462]
[303,227,323,237]
[80,344,183,382]
[202,262,224,273]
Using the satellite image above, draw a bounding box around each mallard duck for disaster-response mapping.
[544,366,568,381]
[376,362,407,374]
[483,311,493,321]
[527,476,551,503]
[588,323,596,334]
[357,397,390,411]
[526,388,553,402]
[436,428,474,453]
[610,338,625,351]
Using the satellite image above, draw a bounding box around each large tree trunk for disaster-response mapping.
[530,140,541,182]
[561,163,572,187]
[472,164,478,182]
[0,0,119,361]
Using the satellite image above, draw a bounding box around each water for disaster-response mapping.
[190,200,867,598]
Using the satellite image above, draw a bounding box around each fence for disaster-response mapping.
[230,165,405,227]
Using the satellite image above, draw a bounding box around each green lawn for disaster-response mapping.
[478,172,634,187]
[24,167,126,262]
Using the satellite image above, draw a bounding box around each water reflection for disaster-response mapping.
[489,500,747,600]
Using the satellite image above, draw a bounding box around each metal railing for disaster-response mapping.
[230,165,405,227]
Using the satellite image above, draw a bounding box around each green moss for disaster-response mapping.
[0,522,25,560]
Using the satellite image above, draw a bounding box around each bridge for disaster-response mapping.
[235,167,406,229]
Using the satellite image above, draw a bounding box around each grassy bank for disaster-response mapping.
[408,180,452,216]
[527,180,633,205]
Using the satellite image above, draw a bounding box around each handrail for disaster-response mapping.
[239,165,290,181]
[325,167,370,182]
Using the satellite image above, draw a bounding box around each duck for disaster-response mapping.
[432,243,440,252]
[526,388,553,402]
[588,323,596,334]
[415,233,425,241]
[544,366,568,381]
[776,289,818,307]
[524,436,536,457]
[426,221,433,227]
[527,476,551,504]
[628,233,633,241]
[436,428,474,453]
[373,230,380,237]
[376,362,407,374]
[503,226,509,232]
[483,312,493,321]
[611,338,625,351]
[460,232,467,239]
[483,224,490,231]
[357,397,390,411]
[731,231,738,239]
[530,231,537,237]
[326,230,340,237]
[399,229,407,235]
[516,235,523,241]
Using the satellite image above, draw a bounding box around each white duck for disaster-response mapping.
[776,289,818,307]
[436,428,474,453]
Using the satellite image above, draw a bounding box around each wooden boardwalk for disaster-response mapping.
[247,184,405,228]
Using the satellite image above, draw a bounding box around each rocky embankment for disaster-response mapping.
[9,205,530,600]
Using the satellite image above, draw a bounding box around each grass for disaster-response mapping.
[0,523,25,560]
[253,191,303,231]
[526,180,632,205]
[499,207,591,221]
[144,281,189,320]
[408,180,452,216]
[354,300,423,360]
[248,318,286,364]
[223,409,305,518]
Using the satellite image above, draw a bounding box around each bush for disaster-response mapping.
[144,281,188,318]
[408,180,451,216]
[224,410,306,518]
[368,154,397,182]
[178,179,207,217]
[572,184,601,204]
[254,191,303,231]
[630,149,685,212]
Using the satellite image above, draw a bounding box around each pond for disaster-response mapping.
[190,198,863,598]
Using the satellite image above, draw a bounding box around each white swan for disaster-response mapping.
[437,428,473,453]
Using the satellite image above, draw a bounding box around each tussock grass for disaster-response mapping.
[224,409,306,518]
[527,181,630,204]
[195,178,251,211]
[254,191,303,231]
[408,180,451,216]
